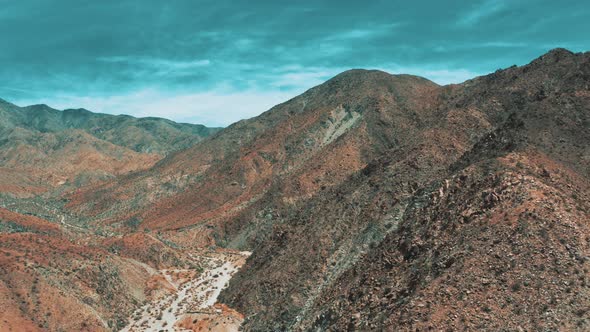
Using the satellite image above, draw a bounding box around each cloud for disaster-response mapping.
[435,42,529,51]
[370,64,482,85]
[2,1,587,127]
[316,23,400,56]
[409,68,482,85]
[9,64,344,127]
[324,23,399,41]
[0,86,33,94]
[98,56,211,70]
[458,0,505,26]
[265,65,343,90]
[97,56,211,78]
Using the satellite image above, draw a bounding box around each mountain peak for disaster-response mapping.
[62,108,94,114]
[329,69,433,84]
[25,103,56,111]
[318,69,438,96]
[332,68,390,78]
[545,47,575,56]
[533,47,577,64]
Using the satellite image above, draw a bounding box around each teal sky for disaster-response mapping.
[1,0,588,126]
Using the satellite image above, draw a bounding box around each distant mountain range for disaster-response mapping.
[0,100,220,196]
[0,48,589,331]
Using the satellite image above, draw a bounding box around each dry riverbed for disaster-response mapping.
[121,250,251,332]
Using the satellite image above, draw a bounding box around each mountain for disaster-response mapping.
[0,102,218,154]
[58,48,590,330]
[0,101,220,196]
[66,72,442,243]
[0,48,589,331]
[0,102,222,330]
[218,48,590,330]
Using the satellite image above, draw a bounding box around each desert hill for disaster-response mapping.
[0,101,219,196]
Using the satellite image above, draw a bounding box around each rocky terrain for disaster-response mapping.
[0,48,588,331]
[218,48,590,330]
[0,205,247,331]
[66,71,441,247]
[0,207,152,331]
[0,100,219,197]
[0,102,224,331]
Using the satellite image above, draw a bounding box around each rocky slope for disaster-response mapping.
[0,102,222,331]
[66,71,441,248]
[0,205,221,331]
[218,48,590,330]
[0,207,148,331]
[0,101,219,197]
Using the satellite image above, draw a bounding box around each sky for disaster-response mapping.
[0,0,588,126]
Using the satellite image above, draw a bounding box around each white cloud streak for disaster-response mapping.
[98,56,211,74]
[323,23,401,41]
[458,0,505,26]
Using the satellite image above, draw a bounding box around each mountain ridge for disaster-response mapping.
[2,102,221,153]
[65,69,442,237]
[0,100,220,197]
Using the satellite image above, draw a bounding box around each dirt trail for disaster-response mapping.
[121,250,250,332]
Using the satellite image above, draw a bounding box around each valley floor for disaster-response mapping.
[121,250,251,332]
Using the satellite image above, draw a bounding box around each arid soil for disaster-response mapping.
[0,208,154,331]
[0,209,248,331]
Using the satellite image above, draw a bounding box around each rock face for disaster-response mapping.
[0,48,589,331]
[0,101,219,196]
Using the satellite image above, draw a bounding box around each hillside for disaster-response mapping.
[0,207,148,331]
[0,204,218,331]
[0,101,218,154]
[0,101,219,196]
[66,72,442,245]
[219,48,590,330]
[58,48,590,330]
